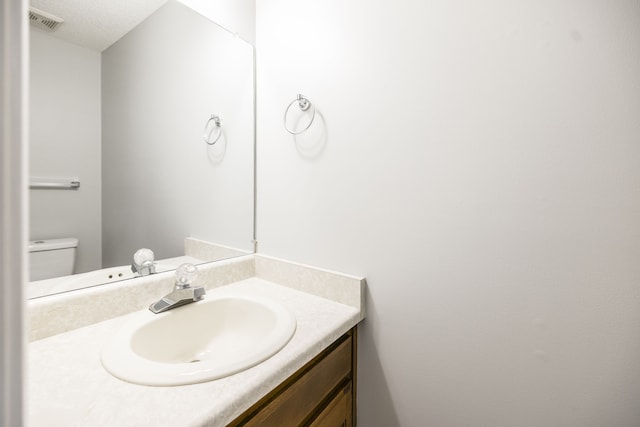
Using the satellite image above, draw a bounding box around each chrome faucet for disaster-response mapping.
[131,248,156,276]
[149,263,205,314]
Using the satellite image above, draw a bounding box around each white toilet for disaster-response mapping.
[28,238,79,281]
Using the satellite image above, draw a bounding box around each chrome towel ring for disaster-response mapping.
[284,94,315,134]
[204,114,222,145]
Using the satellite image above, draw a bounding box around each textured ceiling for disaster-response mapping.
[29,0,168,52]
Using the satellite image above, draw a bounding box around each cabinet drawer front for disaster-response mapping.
[309,382,352,427]
[243,336,352,427]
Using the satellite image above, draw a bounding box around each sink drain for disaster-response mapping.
[189,359,201,363]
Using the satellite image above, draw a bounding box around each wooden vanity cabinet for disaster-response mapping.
[229,327,357,427]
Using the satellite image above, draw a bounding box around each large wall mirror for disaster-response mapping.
[28,0,255,299]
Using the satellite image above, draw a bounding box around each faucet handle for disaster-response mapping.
[175,263,198,289]
[132,248,156,276]
[133,248,154,265]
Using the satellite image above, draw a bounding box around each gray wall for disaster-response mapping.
[256,1,640,425]
[1,1,28,422]
[29,29,102,275]
[101,0,254,267]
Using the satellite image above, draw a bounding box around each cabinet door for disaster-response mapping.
[309,382,353,427]
[229,329,357,427]
[240,337,352,427]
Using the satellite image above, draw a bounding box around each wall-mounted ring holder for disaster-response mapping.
[204,114,222,145]
[284,94,316,135]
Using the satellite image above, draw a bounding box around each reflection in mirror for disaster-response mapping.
[28,0,255,299]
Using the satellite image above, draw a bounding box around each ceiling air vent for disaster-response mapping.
[29,7,64,32]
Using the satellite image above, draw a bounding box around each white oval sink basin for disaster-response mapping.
[101,294,297,386]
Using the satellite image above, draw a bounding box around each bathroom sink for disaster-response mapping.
[101,293,297,386]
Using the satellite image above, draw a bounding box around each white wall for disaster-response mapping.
[256,1,640,426]
[29,29,102,275]
[102,0,254,267]
[178,0,255,44]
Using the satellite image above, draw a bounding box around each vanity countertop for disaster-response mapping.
[28,277,362,427]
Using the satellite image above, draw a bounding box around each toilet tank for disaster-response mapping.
[28,238,79,282]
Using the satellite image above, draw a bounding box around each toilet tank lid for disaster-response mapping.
[29,238,78,252]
